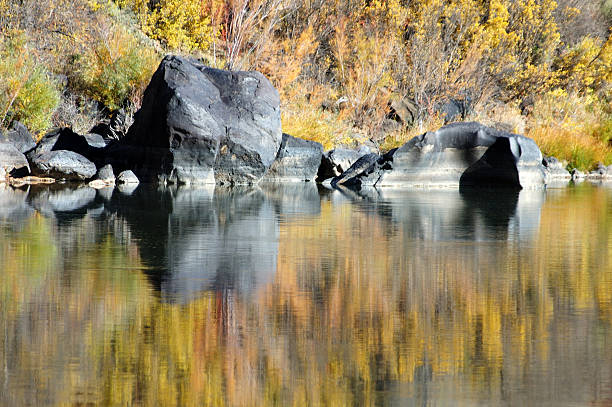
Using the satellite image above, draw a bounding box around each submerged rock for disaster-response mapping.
[262,134,323,182]
[122,55,282,185]
[335,122,546,189]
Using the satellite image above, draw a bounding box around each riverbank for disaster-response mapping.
[1,0,611,171]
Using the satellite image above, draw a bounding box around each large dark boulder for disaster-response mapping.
[3,121,36,153]
[28,150,97,181]
[0,142,30,178]
[262,134,323,182]
[122,55,282,185]
[336,122,545,189]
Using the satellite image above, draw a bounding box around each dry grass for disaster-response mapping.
[378,115,445,152]
[525,90,612,170]
[280,83,368,150]
[527,125,612,171]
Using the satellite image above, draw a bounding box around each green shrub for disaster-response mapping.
[70,25,159,111]
[0,33,60,136]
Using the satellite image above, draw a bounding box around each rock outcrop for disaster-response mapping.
[4,121,36,153]
[262,134,323,182]
[335,122,546,189]
[121,55,282,185]
[0,142,30,179]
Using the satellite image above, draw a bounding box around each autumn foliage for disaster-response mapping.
[0,0,611,167]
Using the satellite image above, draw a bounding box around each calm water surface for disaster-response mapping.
[1,182,611,406]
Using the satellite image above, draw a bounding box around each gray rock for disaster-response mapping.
[117,170,139,185]
[542,156,571,187]
[0,142,30,178]
[28,150,97,180]
[82,133,110,149]
[571,168,586,181]
[331,153,380,186]
[435,98,472,123]
[336,122,546,189]
[4,121,36,153]
[96,164,115,182]
[123,55,282,185]
[316,145,373,181]
[586,162,610,180]
[261,134,323,182]
[389,98,418,126]
[30,127,108,165]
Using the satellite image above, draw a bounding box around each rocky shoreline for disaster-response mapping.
[1,55,609,191]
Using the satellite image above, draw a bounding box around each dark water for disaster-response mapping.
[1,182,611,406]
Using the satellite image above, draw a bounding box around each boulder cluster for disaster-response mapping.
[0,55,580,190]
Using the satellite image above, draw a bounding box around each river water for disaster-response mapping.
[1,182,611,406]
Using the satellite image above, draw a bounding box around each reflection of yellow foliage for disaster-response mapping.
[1,186,612,405]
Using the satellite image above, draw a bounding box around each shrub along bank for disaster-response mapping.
[0,0,610,170]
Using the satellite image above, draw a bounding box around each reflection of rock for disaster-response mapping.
[508,189,546,241]
[29,185,97,217]
[0,185,34,224]
[117,183,138,195]
[350,187,543,242]
[260,182,321,217]
[109,185,279,303]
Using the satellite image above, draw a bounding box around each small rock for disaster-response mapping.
[542,156,571,185]
[96,164,115,183]
[571,168,586,181]
[117,170,139,185]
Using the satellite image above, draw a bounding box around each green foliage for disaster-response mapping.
[69,25,158,111]
[0,33,59,136]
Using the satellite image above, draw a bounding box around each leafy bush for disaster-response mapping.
[527,90,612,170]
[0,33,59,136]
[70,25,159,111]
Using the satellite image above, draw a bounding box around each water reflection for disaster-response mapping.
[0,183,611,406]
